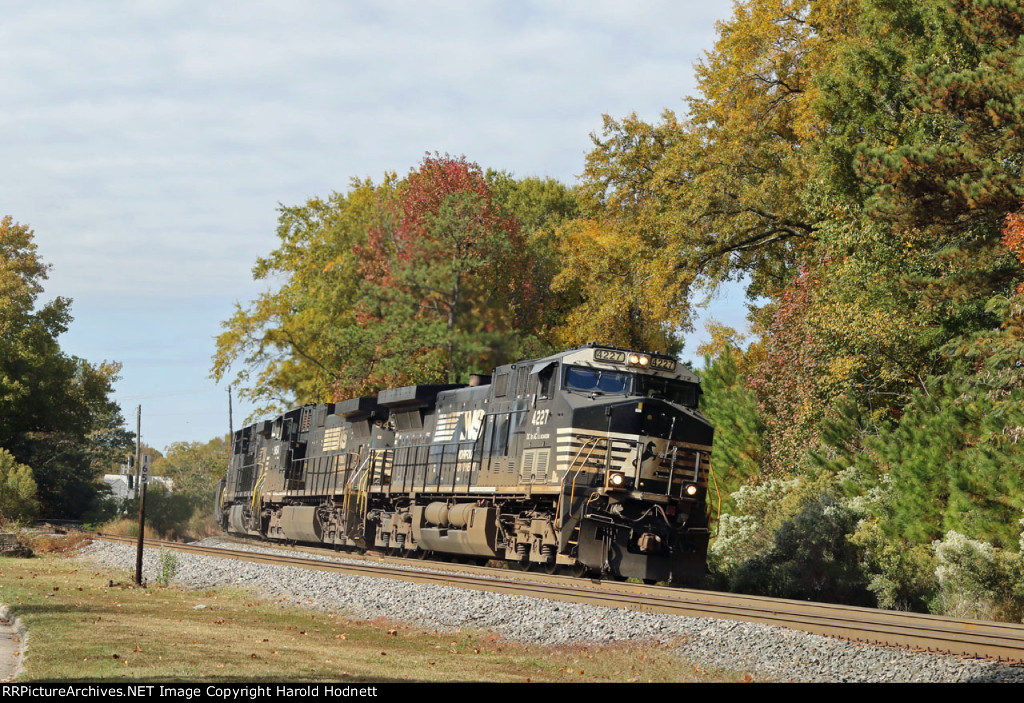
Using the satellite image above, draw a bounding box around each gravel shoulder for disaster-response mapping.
[42,538,1024,683]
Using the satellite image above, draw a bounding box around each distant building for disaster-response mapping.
[102,474,173,501]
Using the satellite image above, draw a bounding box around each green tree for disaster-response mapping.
[697,325,766,517]
[0,216,132,518]
[121,484,195,540]
[215,157,572,408]
[817,0,1024,227]
[0,448,38,524]
[486,172,582,347]
[152,436,230,508]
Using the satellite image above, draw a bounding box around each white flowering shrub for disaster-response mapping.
[709,477,802,578]
[932,530,1024,622]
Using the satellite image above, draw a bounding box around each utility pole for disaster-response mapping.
[228,385,234,439]
[134,405,146,586]
[134,406,142,494]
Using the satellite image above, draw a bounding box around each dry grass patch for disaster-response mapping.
[18,530,93,555]
[94,519,175,541]
[0,552,754,683]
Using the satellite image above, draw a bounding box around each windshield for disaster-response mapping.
[563,365,699,407]
[564,366,631,395]
[634,374,699,408]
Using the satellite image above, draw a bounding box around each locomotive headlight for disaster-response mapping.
[607,471,627,490]
[627,354,651,367]
[684,483,699,497]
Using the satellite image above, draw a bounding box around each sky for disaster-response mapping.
[3,0,747,452]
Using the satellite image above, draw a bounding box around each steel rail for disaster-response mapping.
[94,534,1024,662]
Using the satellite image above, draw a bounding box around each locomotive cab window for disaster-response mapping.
[536,362,557,400]
[634,375,699,408]
[564,365,631,395]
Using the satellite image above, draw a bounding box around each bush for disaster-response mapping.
[708,476,802,578]
[932,530,1024,622]
[119,484,198,540]
[728,493,873,605]
[849,519,937,612]
[81,490,121,529]
[0,449,39,524]
[157,550,179,586]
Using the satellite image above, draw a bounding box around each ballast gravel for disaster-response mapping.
[76,538,1024,683]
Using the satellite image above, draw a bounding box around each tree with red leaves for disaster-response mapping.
[356,154,536,387]
[214,156,570,409]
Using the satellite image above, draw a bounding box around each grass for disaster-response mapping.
[0,540,756,683]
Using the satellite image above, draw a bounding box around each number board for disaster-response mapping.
[593,348,626,363]
[649,357,677,372]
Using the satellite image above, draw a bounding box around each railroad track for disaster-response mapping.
[95,533,1024,663]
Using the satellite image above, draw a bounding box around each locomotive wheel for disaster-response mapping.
[508,557,529,571]
[543,561,559,575]
[562,562,593,578]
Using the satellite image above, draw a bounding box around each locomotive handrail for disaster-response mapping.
[560,436,605,521]
[343,450,376,519]
[245,464,266,532]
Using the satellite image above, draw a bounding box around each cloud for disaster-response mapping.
[2,0,736,447]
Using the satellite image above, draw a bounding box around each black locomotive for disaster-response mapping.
[218,344,713,584]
